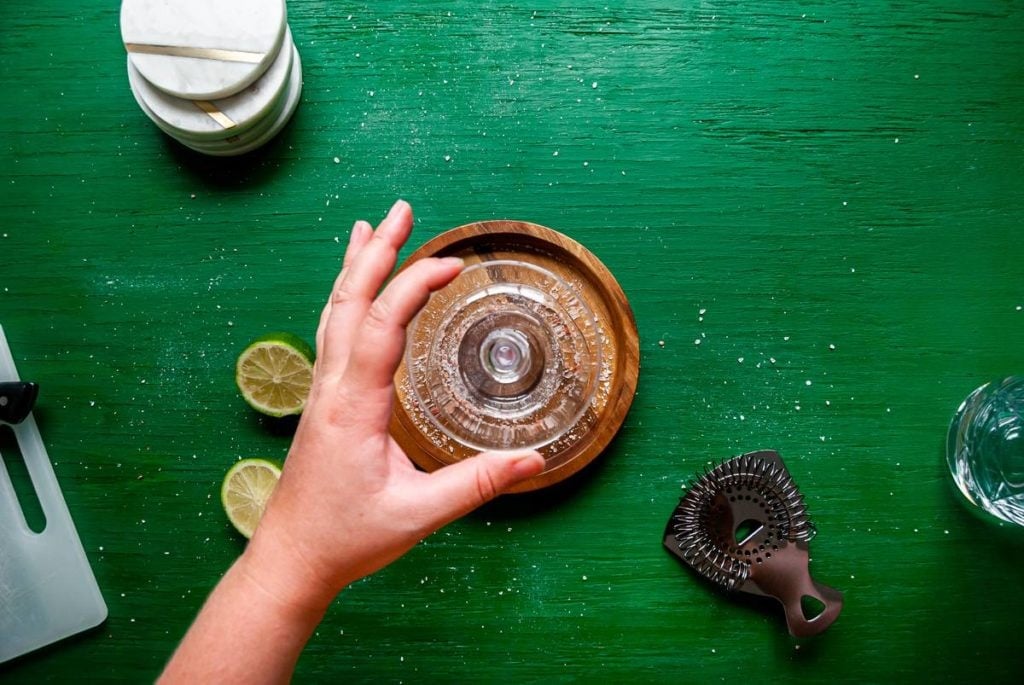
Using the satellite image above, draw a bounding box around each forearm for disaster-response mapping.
[159,202,545,681]
[159,550,333,684]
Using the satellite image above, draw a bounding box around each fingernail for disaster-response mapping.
[347,222,367,248]
[388,199,409,216]
[510,452,544,479]
[440,256,465,269]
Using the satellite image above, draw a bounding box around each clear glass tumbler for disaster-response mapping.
[946,376,1024,526]
[404,261,603,452]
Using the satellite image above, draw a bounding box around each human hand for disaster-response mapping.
[241,200,545,610]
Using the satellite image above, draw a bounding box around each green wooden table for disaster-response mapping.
[2,1,1023,681]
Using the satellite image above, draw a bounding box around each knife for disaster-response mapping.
[0,381,39,425]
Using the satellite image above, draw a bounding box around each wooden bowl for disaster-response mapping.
[390,221,639,492]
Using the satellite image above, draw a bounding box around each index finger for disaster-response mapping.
[340,256,464,419]
[319,200,414,375]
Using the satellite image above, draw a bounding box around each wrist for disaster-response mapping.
[238,533,337,623]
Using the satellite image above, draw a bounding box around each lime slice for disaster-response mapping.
[235,332,315,417]
[221,458,282,538]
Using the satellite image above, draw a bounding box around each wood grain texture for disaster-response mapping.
[390,221,640,491]
[1,0,1023,682]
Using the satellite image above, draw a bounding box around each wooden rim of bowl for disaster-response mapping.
[389,220,640,492]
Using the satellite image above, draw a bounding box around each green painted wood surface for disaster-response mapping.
[2,0,1023,681]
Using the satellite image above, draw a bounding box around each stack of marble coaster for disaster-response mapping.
[120,0,302,156]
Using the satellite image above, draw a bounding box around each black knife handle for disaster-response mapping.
[0,382,39,424]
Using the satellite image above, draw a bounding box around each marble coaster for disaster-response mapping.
[163,56,293,153]
[129,44,302,156]
[123,0,303,157]
[187,46,303,157]
[121,0,287,100]
[128,60,286,151]
[127,27,294,142]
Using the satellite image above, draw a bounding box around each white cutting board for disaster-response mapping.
[0,325,107,663]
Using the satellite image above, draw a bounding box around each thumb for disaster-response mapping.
[421,450,545,528]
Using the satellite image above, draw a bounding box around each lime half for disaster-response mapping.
[221,458,282,538]
[235,332,315,417]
